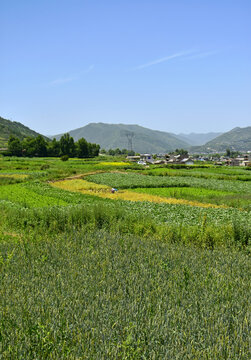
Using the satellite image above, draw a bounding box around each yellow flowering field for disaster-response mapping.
[52,179,226,209]
[0,174,28,179]
[98,162,131,166]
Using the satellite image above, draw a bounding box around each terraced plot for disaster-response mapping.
[0,183,68,207]
[130,187,251,210]
[0,173,28,179]
[143,166,251,181]
[51,179,228,209]
[86,172,251,193]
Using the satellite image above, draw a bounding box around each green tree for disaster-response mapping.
[76,138,89,158]
[8,135,22,156]
[114,148,122,155]
[47,138,60,157]
[34,135,47,157]
[22,137,37,157]
[59,133,75,157]
[170,148,189,156]
[88,143,100,157]
[108,149,115,156]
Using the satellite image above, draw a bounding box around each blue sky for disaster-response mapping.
[1,0,250,135]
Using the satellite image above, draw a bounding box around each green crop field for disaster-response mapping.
[142,165,251,181]
[130,186,251,210]
[86,171,251,193]
[0,156,250,359]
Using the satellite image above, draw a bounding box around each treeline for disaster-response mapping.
[6,134,100,158]
[100,148,136,156]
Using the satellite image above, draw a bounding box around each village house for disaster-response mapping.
[225,154,251,166]
[140,154,154,164]
[166,154,194,165]
[180,158,194,165]
[126,155,140,162]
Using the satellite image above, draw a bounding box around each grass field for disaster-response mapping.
[0,156,250,358]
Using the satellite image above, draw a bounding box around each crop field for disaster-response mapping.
[0,183,68,207]
[86,171,251,193]
[51,178,229,209]
[141,165,251,181]
[129,186,251,210]
[0,156,250,358]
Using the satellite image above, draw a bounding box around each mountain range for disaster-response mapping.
[51,123,251,153]
[1,116,250,153]
[51,123,189,153]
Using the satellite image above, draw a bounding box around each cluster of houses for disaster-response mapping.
[127,154,194,165]
[214,154,251,167]
[127,153,251,166]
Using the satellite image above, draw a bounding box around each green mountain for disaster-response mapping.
[52,123,189,153]
[175,132,222,146]
[0,116,49,147]
[191,127,251,153]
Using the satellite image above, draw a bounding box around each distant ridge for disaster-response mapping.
[191,127,251,153]
[0,116,49,147]
[175,132,223,146]
[51,123,189,153]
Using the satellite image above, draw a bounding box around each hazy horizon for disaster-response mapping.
[1,0,250,135]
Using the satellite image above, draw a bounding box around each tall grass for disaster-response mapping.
[0,230,250,359]
[0,201,249,249]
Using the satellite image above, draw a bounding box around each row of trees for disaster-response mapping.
[169,148,189,156]
[100,148,135,156]
[7,134,100,158]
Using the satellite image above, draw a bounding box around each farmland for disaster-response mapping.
[0,156,250,359]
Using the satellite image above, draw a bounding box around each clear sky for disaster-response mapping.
[1,0,250,135]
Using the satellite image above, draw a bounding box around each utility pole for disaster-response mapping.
[125,132,134,152]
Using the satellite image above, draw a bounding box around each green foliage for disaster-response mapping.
[106,148,134,156]
[8,135,22,156]
[6,133,100,159]
[47,138,60,157]
[76,137,88,157]
[0,230,250,358]
[170,148,188,155]
[22,135,47,157]
[60,155,69,162]
[0,116,50,147]
[225,148,241,157]
[59,133,75,157]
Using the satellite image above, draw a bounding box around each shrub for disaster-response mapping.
[60,155,69,161]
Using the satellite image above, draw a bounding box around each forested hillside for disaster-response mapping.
[0,116,49,147]
[191,127,251,152]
